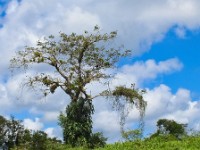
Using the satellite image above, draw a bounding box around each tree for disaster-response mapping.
[20,129,32,149]
[6,116,24,148]
[0,116,8,146]
[0,115,25,149]
[10,26,146,147]
[89,132,107,148]
[30,131,48,150]
[154,119,187,138]
[0,116,64,149]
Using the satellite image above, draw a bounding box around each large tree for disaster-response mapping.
[10,26,146,147]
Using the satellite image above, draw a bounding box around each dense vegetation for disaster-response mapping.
[0,115,62,150]
[9,133,200,150]
[1,117,200,150]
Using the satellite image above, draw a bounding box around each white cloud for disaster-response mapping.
[139,84,200,134]
[0,84,12,114]
[6,0,19,15]
[92,107,121,143]
[112,58,183,87]
[44,128,54,138]
[85,0,200,54]
[175,27,186,38]
[44,126,63,140]
[0,0,101,74]
[1,73,69,127]
[43,111,59,122]
[23,118,44,131]
[93,110,120,133]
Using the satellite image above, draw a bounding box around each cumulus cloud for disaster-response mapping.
[142,84,200,134]
[44,126,63,139]
[1,0,200,74]
[43,111,60,122]
[112,58,183,87]
[23,118,44,131]
[44,128,55,138]
[85,0,200,54]
[0,84,12,114]
[0,0,101,74]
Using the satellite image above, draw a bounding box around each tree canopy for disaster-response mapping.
[10,26,129,100]
[150,118,187,139]
[157,119,186,136]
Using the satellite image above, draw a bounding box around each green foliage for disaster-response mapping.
[89,132,107,148]
[155,119,186,138]
[0,115,25,149]
[11,135,200,150]
[30,131,48,150]
[107,85,147,135]
[122,129,142,141]
[6,116,200,150]
[7,116,25,147]
[113,86,144,103]
[0,115,62,150]
[59,98,107,149]
[59,97,95,147]
[0,115,7,145]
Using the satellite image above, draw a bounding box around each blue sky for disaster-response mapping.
[1,0,200,142]
[140,28,200,97]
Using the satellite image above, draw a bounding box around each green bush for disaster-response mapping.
[89,132,107,148]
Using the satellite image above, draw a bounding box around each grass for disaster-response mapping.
[95,136,200,150]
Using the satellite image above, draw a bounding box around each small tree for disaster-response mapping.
[30,131,48,150]
[122,129,142,141]
[10,26,146,147]
[155,119,187,138]
[88,132,107,148]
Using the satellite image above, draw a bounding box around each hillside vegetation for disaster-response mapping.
[3,116,200,150]
[10,134,200,150]
[96,135,200,150]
